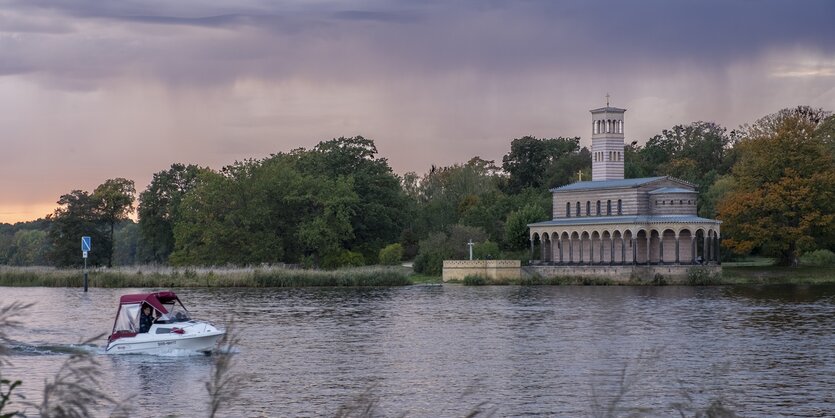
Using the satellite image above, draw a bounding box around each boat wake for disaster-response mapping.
[6,341,99,356]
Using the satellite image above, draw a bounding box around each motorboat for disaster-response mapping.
[105,291,224,355]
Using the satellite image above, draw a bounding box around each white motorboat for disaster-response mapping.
[105,291,224,355]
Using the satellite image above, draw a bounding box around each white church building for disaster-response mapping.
[527,105,722,280]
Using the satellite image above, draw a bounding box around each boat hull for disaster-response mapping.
[106,322,224,355]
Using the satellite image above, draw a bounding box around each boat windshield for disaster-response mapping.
[157,301,191,323]
[114,303,141,333]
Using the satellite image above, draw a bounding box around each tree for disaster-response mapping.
[504,204,548,250]
[138,164,205,263]
[718,106,835,265]
[93,178,136,267]
[47,190,107,267]
[627,122,736,210]
[294,136,408,262]
[502,136,588,192]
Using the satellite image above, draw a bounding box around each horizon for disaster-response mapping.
[2,0,834,223]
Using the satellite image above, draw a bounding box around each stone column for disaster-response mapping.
[690,237,696,264]
[703,234,709,264]
[632,238,637,264]
[716,235,722,265]
[675,234,680,264]
[559,238,563,264]
[646,236,651,265]
[621,237,626,265]
[579,238,584,265]
[599,238,605,265]
[530,238,535,261]
[569,239,573,264]
[610,238,615,266]
[659,236,664,265]
[589,237,594,265]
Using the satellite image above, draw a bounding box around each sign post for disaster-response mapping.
[81,236,91,292]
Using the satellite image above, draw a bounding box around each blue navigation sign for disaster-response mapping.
[81,236,91,252]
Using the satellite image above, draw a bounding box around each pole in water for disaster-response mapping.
[81,236,91,292]
[83,257,88,292]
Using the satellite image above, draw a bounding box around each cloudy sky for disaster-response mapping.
[1,0,834,223]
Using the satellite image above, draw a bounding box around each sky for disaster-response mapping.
[1,0,834,223]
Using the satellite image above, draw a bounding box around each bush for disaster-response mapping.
[378,243,404,266]
[463,275,488,285]
[322,250,365,269]
[473,241,500,260]
[800,249,835,266]
[686,267,722,285]
[413,252,444,276]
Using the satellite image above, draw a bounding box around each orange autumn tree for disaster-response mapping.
[718,107,835,265]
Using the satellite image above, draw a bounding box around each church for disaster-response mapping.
[527,104,722,281]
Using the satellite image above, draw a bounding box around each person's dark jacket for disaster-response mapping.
[139,311,154,333]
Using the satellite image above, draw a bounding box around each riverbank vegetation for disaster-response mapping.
[1,106,833,276]
[0,265,412,288]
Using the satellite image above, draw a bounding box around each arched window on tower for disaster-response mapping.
[586,201,591,216]
[576,202,581,217]
[566,202,571,217]
[617,199,622,215]
[607,200,612,215]
[596,200,601,215]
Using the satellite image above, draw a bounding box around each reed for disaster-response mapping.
[0,265,412,288]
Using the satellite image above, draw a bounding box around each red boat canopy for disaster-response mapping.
[118,291,181,314]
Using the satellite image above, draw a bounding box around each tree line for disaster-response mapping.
[1,106,833,270]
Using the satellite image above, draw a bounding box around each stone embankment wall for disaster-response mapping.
[528,264,721,282]
[442,260,521,282]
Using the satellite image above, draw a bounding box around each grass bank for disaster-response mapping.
[0,265,412,288]
[720,265,835,285]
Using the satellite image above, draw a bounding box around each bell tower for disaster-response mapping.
[590,98,626,181]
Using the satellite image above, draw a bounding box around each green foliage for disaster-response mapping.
[378,243,404,265]
[413,225,489,275]
[138,163,205,263]
[93,178,136,267]
[686,267,722,285]
[800,249,835,266]
[462,275,488,285]
[322,250,366,269]
[473,240,500,260]
[170,156,358,266]
[626,122,736,214]
[46,190,109,267]
[502,136,590,192]
[504,204,547,250]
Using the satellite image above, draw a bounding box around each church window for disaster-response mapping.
[680,200,683,205]
[607,200,612,215]
[655,200,659,206]
[596,200,601,215]
[586,201,591,216]
[688,200,692,205]
[576,202,580,216]
[566,202,571,217]
[617,199,622,214]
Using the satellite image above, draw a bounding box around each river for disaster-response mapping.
[1,285,834,417]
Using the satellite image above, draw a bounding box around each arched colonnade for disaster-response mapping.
[530,226,720,265]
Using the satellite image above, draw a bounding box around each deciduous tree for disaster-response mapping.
[718,106,835,265]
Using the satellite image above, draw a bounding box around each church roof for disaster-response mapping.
[550,177,666,192]
[590,106,627,113]
[528,215,721,228]
[648,187,697,194]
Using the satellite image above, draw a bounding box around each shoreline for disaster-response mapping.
[1,265,833,288]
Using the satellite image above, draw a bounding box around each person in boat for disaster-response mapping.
[139,304,155,333]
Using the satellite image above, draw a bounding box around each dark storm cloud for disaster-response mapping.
[2,0,833,88]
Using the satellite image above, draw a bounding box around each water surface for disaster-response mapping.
[1,285,834,417]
